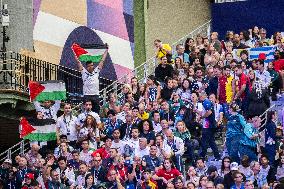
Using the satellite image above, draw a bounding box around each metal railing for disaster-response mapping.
[99,20,212,104]
[0,140,30,163]
[0,51,117,104]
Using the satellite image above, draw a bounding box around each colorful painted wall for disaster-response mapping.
[33,0,134,80]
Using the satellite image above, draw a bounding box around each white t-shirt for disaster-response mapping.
[34,100,61,120]
[56,115,78,141]
[134,146,150,158]
[78,127,100,150]
[76,111,101,127]
[111,140,127,154]
[79,150,93,166]
[81,67,100,95]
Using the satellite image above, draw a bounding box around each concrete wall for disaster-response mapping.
[0,0,33,52]
[144,0,211,59]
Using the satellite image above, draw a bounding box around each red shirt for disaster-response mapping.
[238,73,249,100]
[274,59,284,72]
[218,75,227,104]
[92,147,110,159]
[156,168,181,180]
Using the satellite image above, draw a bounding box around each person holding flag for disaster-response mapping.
[72,43,109,114]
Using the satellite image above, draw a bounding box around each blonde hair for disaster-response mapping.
[123,84,132,93]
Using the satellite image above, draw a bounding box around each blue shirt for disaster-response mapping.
[226,114,246,138]
[230,183,245,189]
[103,118,123,137]
[240,123,259,147]
[202,99,216,128]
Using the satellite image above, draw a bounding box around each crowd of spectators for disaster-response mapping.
[1,26,284,189]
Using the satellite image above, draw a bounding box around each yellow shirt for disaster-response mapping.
[156,44,172,59]
[138,111,149,120]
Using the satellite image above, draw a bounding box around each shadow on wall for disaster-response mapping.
[59,26,117,81]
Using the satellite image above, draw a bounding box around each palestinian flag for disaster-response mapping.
[71,43,106,63]
[20,118,57,142]
[19,118,36,138]
[28,80,66,101]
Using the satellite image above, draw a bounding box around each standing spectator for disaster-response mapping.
[154,39,172,63]
[255,59,271,88]
[76,100,101,129]
[33,100,61,120]
[226,103,246,163]
[74,47,108,113]
[265,111,277,165]
[234,65,250,113]
[78,115,100,150]
[55,156,75,187]
[247,81,270,117]
[56,103,78,147]
[199,92,220,160]
[239,116,260,162]
[145,75,161,106]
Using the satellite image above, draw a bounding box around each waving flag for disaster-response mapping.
[249,46,276,63]
[22,118,57,142]
[233,45,276,64]
[72,43,105,63]
[28,80,66,101]
[19,118,36,138]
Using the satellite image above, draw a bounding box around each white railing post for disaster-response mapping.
[114,82,118,97]
[20,140,24,155]
[7,149,11,160]
[103,88,107,105]
[143,63,148,83]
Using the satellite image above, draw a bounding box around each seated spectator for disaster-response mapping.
[155,56,173,83]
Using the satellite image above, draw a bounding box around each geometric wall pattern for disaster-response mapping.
[33,0,134,80]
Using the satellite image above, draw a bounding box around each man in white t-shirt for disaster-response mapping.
[134,137,150,158]
[76,100,101,129]
[34,100,61,120]
[74,46,108,113]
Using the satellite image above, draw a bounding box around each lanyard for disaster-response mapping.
[63,114,73,133]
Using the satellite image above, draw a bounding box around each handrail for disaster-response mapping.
[0,140,30,163]
[99,20,212,104]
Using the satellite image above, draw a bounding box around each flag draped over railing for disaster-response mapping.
[233,45,276,63]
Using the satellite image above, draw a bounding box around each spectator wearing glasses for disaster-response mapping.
[231,171,244,189]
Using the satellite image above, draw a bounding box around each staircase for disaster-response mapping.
[0,20,212,161]
[99,20,212,104]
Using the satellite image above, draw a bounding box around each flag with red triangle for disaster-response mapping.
[28,80,66,102]
[28,81,45,101]
[19,117,36,138]
[71,43,105,63]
